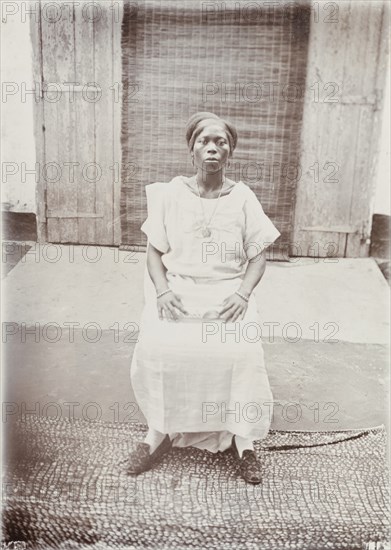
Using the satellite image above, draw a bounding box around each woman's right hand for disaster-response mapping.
[157,291,188,321]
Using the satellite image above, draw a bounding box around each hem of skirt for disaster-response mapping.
[145,423,270,441]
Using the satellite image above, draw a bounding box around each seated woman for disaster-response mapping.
[127,111,281,484]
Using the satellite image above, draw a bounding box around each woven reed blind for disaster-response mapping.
[120,0,311,258]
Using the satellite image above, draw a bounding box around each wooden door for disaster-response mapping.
[30,0,122,245]
[292,0,389,258]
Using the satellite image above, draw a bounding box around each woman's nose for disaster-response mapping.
[207,143,217,153]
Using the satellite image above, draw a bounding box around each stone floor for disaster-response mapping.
[2,243,389,433]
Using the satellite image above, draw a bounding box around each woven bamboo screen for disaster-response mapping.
[120,0,311,258]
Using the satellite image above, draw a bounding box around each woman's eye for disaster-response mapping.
[197,138,226,145]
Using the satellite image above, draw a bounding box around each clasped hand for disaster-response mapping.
[157,292,248,322]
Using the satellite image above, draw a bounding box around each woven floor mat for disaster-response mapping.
[2,416,390,550]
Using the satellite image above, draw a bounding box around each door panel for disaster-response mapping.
[32,0,121,245]
[292,1,389,258]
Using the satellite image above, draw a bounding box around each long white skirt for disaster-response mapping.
[130,268,274,452]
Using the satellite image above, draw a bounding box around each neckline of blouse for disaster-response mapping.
[179,175,243,200]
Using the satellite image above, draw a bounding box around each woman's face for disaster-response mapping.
[192,123,231,173]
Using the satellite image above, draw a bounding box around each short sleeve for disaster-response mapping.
[140,182,170,254]
[242,189,281,259]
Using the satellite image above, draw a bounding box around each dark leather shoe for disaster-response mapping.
[231,436,262,484]
[125,434,172,475]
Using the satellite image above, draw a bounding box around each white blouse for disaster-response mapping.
[140,175,281,280]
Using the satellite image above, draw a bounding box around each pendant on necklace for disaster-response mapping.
[202,227,211,238]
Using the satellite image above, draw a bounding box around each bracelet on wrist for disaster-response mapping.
[156,288,172,299]
[235,290,249,303]
[238,287,251,298]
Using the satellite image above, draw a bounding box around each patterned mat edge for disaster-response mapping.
[9,416,388,455]
[12,415,387,435]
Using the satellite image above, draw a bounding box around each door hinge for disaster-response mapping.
[40,82,97,98]
[47,211,104,218]
[301,225,358,234]
[339,89,382,110]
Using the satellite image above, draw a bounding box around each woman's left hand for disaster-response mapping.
[218,293,248,323]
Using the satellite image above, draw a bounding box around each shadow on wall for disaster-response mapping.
[1,212,36,278]
[2,211,37,242]
[370,214,390,284]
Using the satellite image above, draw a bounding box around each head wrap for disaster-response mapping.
[185,111,238,154]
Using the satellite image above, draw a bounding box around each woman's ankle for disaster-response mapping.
[233,435,254,458]
[144,428,167,453]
